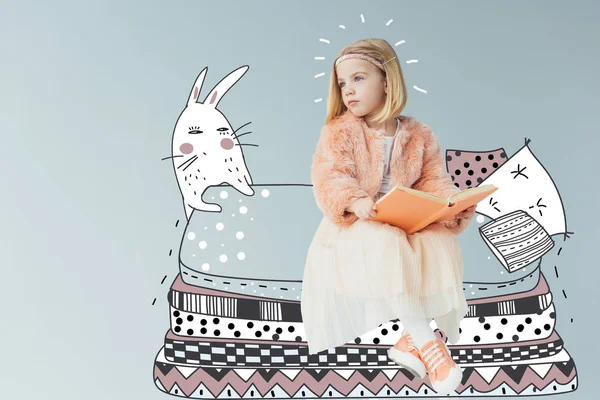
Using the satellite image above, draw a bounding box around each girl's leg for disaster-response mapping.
[402,316,436,349]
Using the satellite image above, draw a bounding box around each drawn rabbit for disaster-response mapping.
[169,65,255,220]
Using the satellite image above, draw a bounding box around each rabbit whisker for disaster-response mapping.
[182,156,199,171]
[233,121,252,134]
[161,155,184,161]
[235,143,259,147]
[178,155,198,169]
[234,131,251,139]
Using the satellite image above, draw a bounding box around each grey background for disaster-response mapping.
[1,0,598,399]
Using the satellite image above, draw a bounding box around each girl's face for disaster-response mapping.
[336,58,387,118]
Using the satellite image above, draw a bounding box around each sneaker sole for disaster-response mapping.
[430,365,463,396]
[387,347,426,379]
[431,341,463,395]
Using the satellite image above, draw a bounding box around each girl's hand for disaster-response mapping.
[457,205,476,220]
[348,197,377,220]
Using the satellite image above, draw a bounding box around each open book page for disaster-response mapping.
[372,184,497,232]
[372,186,449,232]
[376,185,449,205]
[434,185,498,223]
[448,184,497,203]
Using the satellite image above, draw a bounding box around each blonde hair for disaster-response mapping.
[325,38,408,125]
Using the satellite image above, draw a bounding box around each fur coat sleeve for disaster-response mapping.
[311,125,369,226]
[411,127,474,235]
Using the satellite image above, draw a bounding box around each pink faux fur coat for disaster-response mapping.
[311,110,473,235]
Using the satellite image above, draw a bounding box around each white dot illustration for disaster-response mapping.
[476,215,485,223]
[192,254,196,257]
[261,189,270,197]
[199,241,207,249]
[220,190,229,199]
[187,232,196,240]
[216,222,224,231]
[202,263,210,271]
[250,217,254,221]
[220,254,228,263]
[236,231,244,240]
[239,206,248,214]
[238,252,246,260]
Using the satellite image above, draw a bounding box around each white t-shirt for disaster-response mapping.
[378,118,401,194]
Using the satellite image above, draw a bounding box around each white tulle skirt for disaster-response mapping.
[301,214,468,355]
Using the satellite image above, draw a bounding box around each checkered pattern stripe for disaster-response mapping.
[164,341,388,366]
[170,289,549,322]
[454,341,563,363]
[163,337,563,367]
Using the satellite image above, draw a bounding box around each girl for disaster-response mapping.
[301,38,476,396]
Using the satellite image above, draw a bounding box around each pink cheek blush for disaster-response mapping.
[221,138,234,150]
[179,143,194,154]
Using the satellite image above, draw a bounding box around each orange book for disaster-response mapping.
[369,184,498,234]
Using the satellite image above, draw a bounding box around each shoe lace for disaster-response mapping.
[421,341,451,373]
[405,335,418,351]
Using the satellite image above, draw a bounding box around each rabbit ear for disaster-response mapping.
[188,67,208,106]
[204,65,249,108]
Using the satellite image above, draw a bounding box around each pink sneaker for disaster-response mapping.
[387,333,426,379]
[419,339,463,395]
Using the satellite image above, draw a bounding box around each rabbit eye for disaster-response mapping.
[217,127,229,131]
[188,126,203,134]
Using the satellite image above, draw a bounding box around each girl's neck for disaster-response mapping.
[364,115,397,136]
